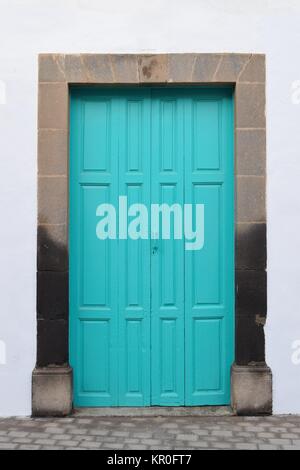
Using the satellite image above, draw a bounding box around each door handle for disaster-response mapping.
[152,245,159,255]
[151,232,159,255]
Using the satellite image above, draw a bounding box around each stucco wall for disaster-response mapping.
[0,0,300,415]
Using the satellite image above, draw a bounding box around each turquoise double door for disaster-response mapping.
[70,88,234,407]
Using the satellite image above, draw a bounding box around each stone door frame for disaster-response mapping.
[33,53,271,416]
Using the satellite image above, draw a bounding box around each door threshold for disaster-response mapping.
[73,406,233,417]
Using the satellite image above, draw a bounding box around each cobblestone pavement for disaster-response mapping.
[0,415,300,450]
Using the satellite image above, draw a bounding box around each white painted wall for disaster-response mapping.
[0,0,300,415]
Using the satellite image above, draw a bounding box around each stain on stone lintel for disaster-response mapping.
[255,315,266,327]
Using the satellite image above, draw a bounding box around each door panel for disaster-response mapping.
[70,92,119,406]
[70,88,234,408]
[118,92,151,406]
[184,92,234,405]
[151,91,185,405]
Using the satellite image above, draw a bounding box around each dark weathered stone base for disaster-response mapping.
[32,366,73,417]
[231,364,272,416]
[31,364,272,417]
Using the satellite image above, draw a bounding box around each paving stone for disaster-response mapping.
[41,446,65,450]
[28,432,51,439]
[69,429,88,435]
[269,439,292,446]
[90,430,109,436]
[150,446,172,450]
[257,432,275,439]
[92,420,113,426]
[189,441,209,448]
[141,439,162,445]
[270,427,289,433]
[183,424,201,430]
[45,427,66,434]
[8,431,28,438]
[212,442,232,449]
[167,429,181,435]
[58,418,75,423]
[77,436,95,442]
[281,433,299,439]
[193,430,211,436]
[12,438,33,444]
[95,436,116,443]
[133,432,153,438]
[79,441,101,449]
[77,419,93,425]
[176,434,198,441]
[111,431,130,437]
[52,434,72,441]
[127,444,148,450]
[212,430,233,437]
[161,423,179,429]
[102,442,125,449]
[259,444,279,450]
[238,432,253,438]
[123,438,140,444]
[206,425,221,430]
[35,439,56,446]
[227,438,247,443]
[0,443,18,450]
[16,422,38,428]
[59,440,79,447]
[235,443,258,450]
[283,445,300,450]
[19,445,41,450]
[243,426,265,433]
